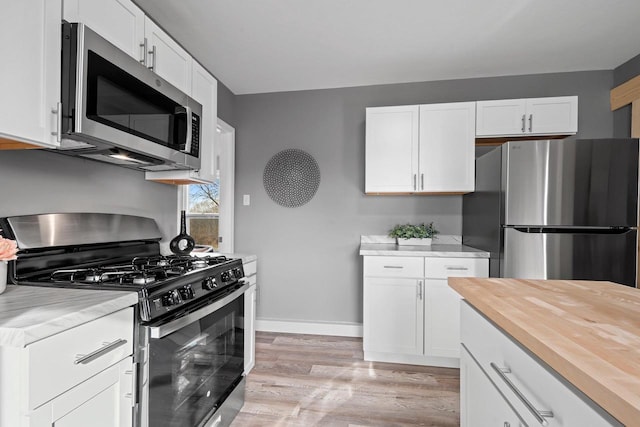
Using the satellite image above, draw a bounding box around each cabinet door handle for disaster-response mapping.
[383,265,403,269]
[139,38,148,66]
[75,339,127,365]
[413,174,417,191]
[521,114,526,133]
[490,362,554,426]
[420,173,424,190]
[417,280,423,299]
[148,45,157,71]
[528,114,533,132]
[51,102,62,143]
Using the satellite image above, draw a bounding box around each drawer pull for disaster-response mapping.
[490,362,554,426]
[74,339,127,365]
[446,266,469,271]
[383,265,404,269]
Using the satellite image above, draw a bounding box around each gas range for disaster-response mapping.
[1,213,245,322]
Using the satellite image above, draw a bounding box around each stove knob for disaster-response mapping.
[202,277,217,290]
[233,267,243,279]
[221,271,231,282]
[161,291,178,307]
[179,285,195,300]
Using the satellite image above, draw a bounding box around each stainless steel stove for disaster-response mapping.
[1,213,247,427]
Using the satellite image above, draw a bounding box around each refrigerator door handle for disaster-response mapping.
[511,226,631,235]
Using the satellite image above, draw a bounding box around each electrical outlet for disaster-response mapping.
[243,194,250,206]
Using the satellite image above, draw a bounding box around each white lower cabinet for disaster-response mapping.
[0,308,135,427]
[460,346,523,427]
[460,301,622,427]
[363,255,488,366]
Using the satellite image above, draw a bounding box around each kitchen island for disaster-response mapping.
[450,277,639,426]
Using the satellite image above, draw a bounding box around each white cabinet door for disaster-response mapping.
[525,96,578,135]
[30,357,134,427]
[244,282,257,374]
[0,0,61,148]
[476,96,578,137]
[63,0,145,62]
[424,279,462,358]
[365,105,419,193]
[460,346,523,427]
[419,102,475,193]
[191,62,218,183]
[363,278,424,355]
[476,98,527,136]
[144,17,192,94]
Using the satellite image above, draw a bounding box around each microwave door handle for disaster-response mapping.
[183,105,192,153]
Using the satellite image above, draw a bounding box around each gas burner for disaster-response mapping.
[192,259,207,269]
[132,274,156,285]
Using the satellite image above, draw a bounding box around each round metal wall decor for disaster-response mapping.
[263,149,320,207]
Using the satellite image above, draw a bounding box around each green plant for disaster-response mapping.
[388,222,439,240]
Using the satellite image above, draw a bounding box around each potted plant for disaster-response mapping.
[388,222,439,246]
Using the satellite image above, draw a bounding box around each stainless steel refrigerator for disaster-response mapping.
[463,139,638,287]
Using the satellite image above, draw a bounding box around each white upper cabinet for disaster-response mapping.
[365,105,419,193]
[0,0,62,148]
[144,17,192,94]
[365,102,475,194]
[419,102,475,193]
[476,96,578,137]
[63,0,145,62]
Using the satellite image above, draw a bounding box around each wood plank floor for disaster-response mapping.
[230,332,460,427]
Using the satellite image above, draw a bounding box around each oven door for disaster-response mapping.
[144,283,248,427]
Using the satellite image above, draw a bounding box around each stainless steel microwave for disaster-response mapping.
[58,22,202,171]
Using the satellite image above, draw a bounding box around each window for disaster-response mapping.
[187,181,220,250]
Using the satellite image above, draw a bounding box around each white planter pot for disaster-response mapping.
[396,237,432,246]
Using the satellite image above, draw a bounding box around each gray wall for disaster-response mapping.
[613,52,640,137]
[234,70,614,324]
[217,80,236,127]
[0,150,178,247]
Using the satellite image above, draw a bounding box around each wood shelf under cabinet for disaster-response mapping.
[475,134,569,146]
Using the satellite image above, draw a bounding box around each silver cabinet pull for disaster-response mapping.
[383,265,403,269]
[75,339,127,365]
[521,114,526,132]
[139,38,148,66]
[528,114,533,132]
[148,45,157,71]
[446,266,469,271]
[417,280,423,300]
[490,362,553,426]
[420,173,424,190]
[413,174,417,191]
[51,102,62,142]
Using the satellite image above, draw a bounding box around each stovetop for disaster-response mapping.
[1,213,246,322]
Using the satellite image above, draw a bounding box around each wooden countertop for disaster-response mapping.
[0,285,138,348]
[449,277,640,426]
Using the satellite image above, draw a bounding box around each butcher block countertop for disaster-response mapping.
[449,277,640,426]
[0,285,138,348]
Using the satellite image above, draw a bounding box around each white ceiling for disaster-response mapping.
[134,0,640,95]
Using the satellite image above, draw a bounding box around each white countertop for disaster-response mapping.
[0,285,138,348]
[359,235,489,258]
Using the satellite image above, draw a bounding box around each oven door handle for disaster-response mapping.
[148,281,250,339]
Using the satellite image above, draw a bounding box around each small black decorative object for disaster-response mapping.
[169,210,195,255]
[263,148,320,207]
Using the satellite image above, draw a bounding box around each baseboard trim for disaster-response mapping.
[255,318,363,337]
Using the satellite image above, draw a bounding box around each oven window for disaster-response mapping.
[148,295,244,426]
[85,50,188,150]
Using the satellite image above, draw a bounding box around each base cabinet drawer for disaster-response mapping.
[364,256,423,278]
[461,301,621,427]
[424,257,488,279]
[27,307,134,409]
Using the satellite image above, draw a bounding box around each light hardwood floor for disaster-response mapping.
[230,331,460,426]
